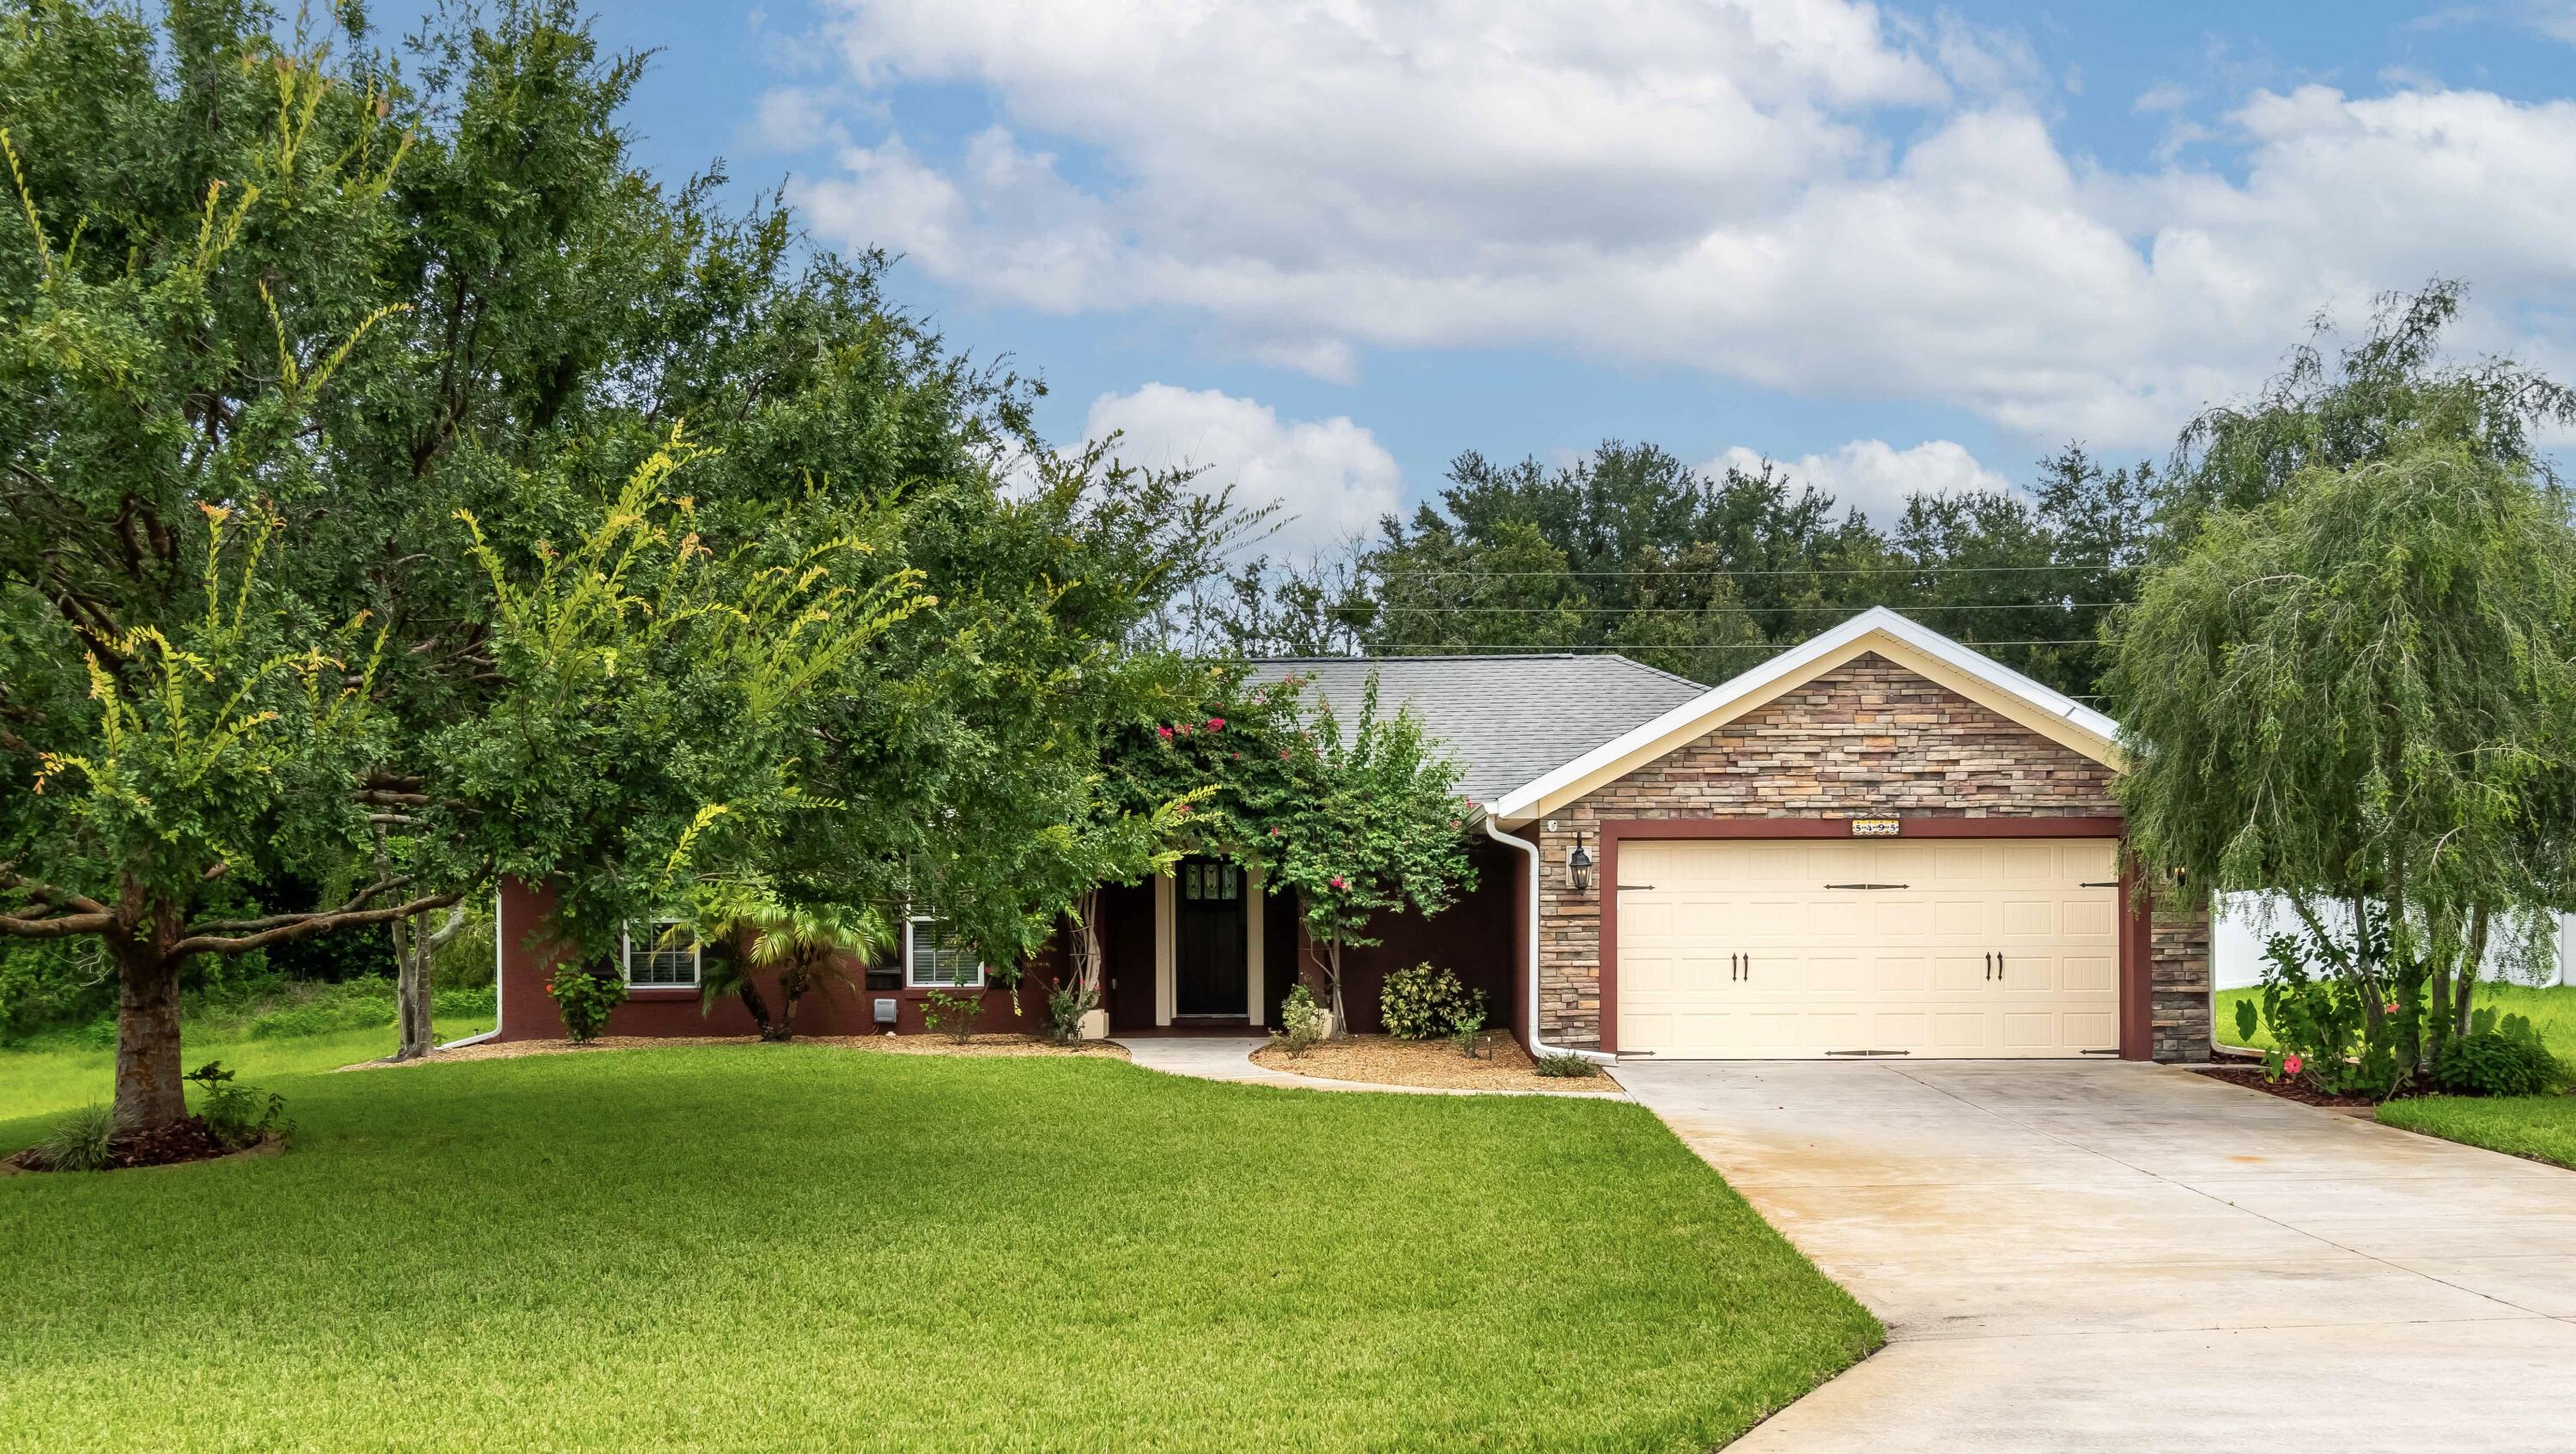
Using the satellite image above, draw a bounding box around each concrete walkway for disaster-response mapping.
[1112,1037,1626,1098]
[1614,1060,2576,1452]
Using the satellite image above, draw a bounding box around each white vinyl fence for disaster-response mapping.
[2213,893,2575,990]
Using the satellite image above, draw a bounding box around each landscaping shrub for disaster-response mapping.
[1274,983,1326,1058]
[2433,1010,2562,1097]
[548,964,627,1043]
[920,989,984,1044]
[1381,962,1485,1041]
[184,1062,289,1150]
[34,1104,117,1171]
[1044,981,1095,1045]
[2252,922,2430,1099]
[1534,1051,1601,1079]
[1450,1003,1486,1059]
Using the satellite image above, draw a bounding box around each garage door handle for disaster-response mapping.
[1730,952,1741,982]
[1996,952,2005,982]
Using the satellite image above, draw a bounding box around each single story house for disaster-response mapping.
[489,607,2214,1062]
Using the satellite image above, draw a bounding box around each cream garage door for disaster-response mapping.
[1616,837,2121,1059]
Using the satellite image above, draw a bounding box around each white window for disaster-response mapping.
[623,920,701,988]
[906,917,983,989]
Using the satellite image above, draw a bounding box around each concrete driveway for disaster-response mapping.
[1614,1061,2576,1452]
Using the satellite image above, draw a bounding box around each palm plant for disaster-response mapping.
[697,899,894,1043]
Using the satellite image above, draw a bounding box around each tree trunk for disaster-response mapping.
[1326,931,1350,1039]
[2457,905,2489,1040]
[390,902,465,1062]
[735,978,776,1039]
[112,936,187,1131]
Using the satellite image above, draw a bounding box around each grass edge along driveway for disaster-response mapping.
[0,1046,1880,1453]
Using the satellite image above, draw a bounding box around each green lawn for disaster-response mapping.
[2215,982,2576,1060]
[0,1004,495,1122]
[0,1046,1879,1453]
[2379,1094,2576,1171]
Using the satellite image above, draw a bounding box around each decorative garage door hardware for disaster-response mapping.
[1823,882,1909,890]
[1826,1049,1911,1056]
[1985,952,2007,981]
[2080,879,2121,887]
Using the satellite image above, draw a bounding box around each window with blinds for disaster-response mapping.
[906,918,983,989]
[623,921,700,987]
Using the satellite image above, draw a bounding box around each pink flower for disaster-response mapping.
[1157,727,1173,739]
[1279,749,1292,760]
[1206,717,1225,731]
[1328,876,1347,890]
[2283,1053,2305,1076]
[2385,1001,2401,1014]
[1177,722,1193,734]
[1173,803,1190,816]
[1268,827,1281,837]
[1230,751,1241,760]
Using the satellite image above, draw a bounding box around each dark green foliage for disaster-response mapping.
[1379,962,1484,1041]
[1215,440,2150,699]
[544,964,624,1043]
[33,1103,114,1171]
[181,1062,287,1150]
[2251,920,2430,1099]
[2432,1010,2562,1098]
[1533,1051,1601,1079]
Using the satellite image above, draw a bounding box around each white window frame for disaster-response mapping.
[905,916,985,989]
[621,919,702,989]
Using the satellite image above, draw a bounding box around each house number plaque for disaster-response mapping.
[1849,818,1900,837]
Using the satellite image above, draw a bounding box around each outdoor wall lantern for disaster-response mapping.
[1568,833,1594,894]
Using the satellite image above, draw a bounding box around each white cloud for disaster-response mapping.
[792,1,2576,448]
[1078,385,1404,556]
[2132,81,2190,113]
[1710,439,2010,520]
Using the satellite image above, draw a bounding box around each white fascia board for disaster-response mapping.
[1488,606,2120,823]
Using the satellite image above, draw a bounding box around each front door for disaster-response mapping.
[1176,857,1248,1017]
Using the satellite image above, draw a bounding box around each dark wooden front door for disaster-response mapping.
[1176,857,1247,1017]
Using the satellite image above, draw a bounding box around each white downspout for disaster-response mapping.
[1485,815,1615,1065]
[432,888,505,1051]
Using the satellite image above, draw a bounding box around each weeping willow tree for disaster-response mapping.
[2111,441,2576,1054]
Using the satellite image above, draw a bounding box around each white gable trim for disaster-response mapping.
[1486,607,2121,825]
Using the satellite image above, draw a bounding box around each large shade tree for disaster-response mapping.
[2110,441,2576,1051]
[0,0,1077,1125]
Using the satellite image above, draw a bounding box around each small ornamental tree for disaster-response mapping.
[2110,441,2576,1070]
[1254,674,1477,1037]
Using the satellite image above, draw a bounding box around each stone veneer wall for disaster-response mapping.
[1530,651,2210,1061]
[2151,910,2215,1062]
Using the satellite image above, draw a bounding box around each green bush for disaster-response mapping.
[920,989,984,1045]
[185,1062,290,1150]
[1274,983,1327,1059]
[2433,1010,2562,1097]
[35,1104,118,1171]
[1450,1003,1486,1059]
[1533,1051,1601,1079]
[1381,963,1485,1041]
[2252,919,2430,1098]
[547,964,627,1043]
[1044,982,1096,1045]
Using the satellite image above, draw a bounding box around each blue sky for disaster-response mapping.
[588,2,2576,548]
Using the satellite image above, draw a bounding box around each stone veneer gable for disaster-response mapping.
[1528,651,2209,1061]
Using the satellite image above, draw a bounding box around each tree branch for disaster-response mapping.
[183,875,412,934]
[173,890,465,957]
[0,910,114,939]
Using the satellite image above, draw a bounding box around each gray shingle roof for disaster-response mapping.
[1244,654,1707,806]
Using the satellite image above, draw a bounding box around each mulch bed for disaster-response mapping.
[5,1118,279,1174]
[343,1031,1129,1071]
[2191,1063,2418,1110]
[1251,1033,1622,1093]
